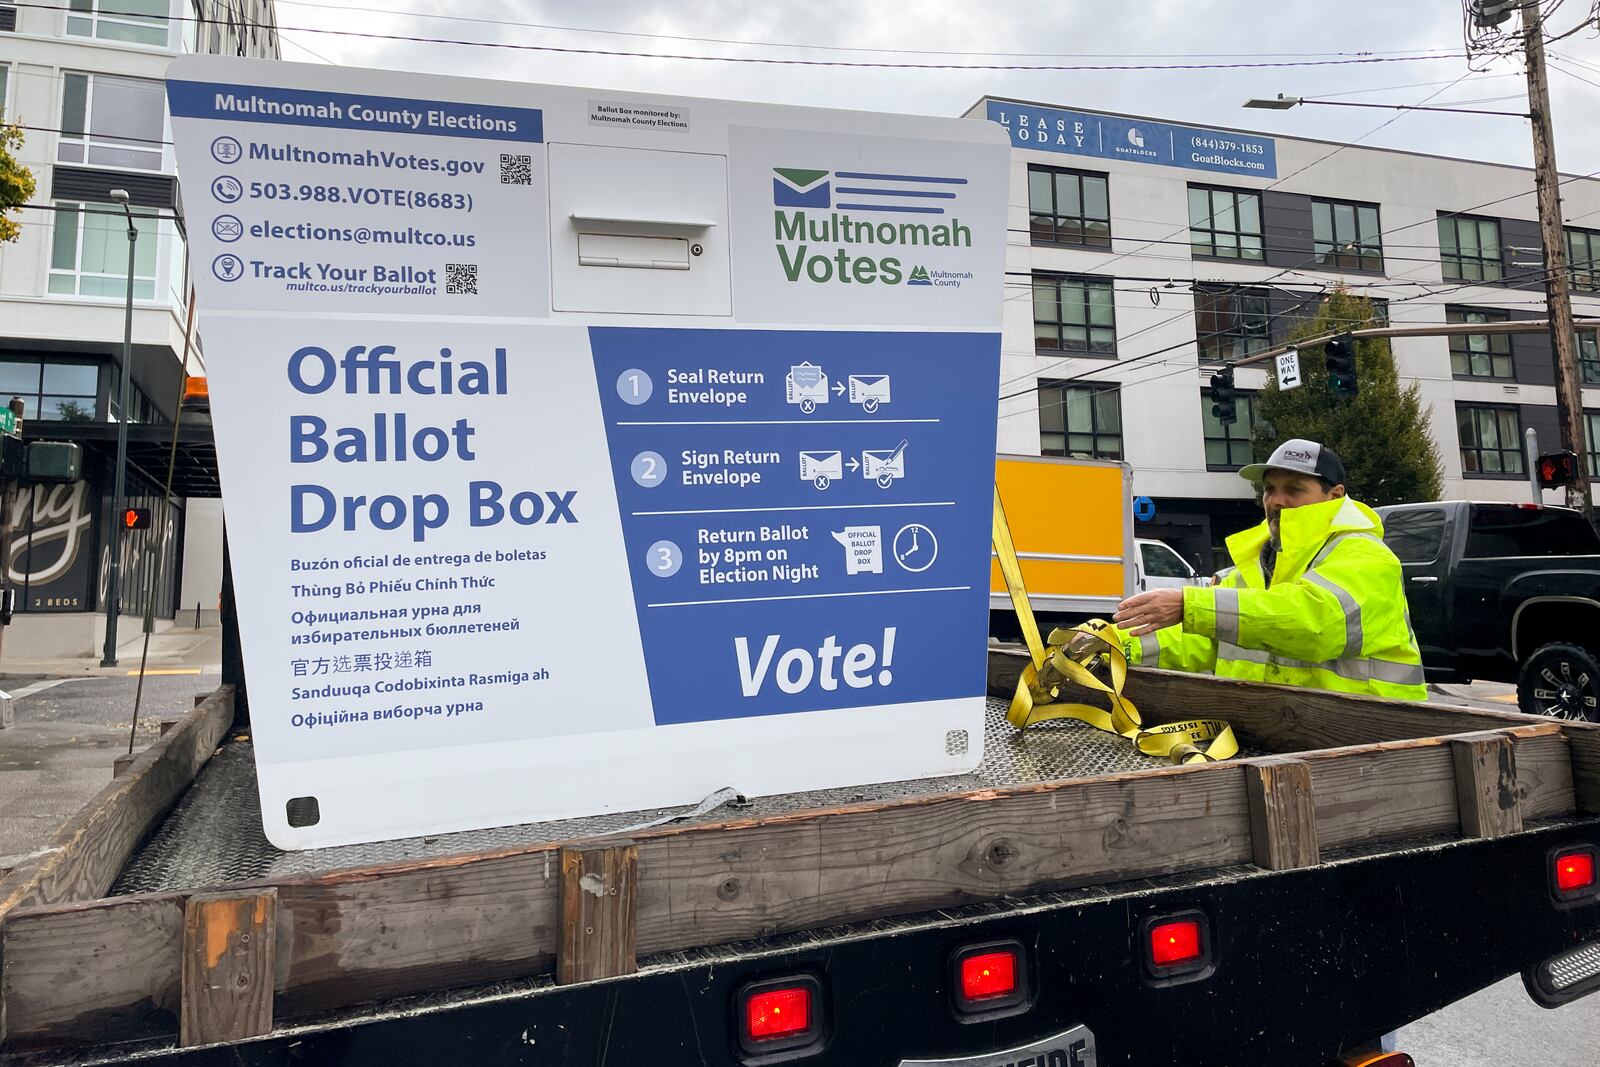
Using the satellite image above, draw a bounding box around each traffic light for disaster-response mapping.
[121,507,152,531]
[1324,333,1358,397]
[1208,365,1237,425]
[1537,450,1581,490]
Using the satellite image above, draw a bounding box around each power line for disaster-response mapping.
[7,3,1470,71]
[268,0,1466,61]
[1308,72,1524,97]
[999,256,1583,415]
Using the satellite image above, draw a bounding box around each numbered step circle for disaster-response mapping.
[616,369,654,405]
[645,540,683,578]
[631,451,668,488]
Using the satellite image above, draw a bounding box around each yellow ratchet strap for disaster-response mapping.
[992,485,1239,765]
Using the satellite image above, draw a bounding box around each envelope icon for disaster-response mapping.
[773,168,831,208]
[799,450,844,482]
[786,362,830,409]
[848,374,891,407]
[862,439,908,484]
[212,216,242,239]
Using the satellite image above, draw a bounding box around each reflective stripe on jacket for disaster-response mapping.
[1128,496,1427,701]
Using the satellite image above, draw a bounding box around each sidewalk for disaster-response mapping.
[1,623,224,679]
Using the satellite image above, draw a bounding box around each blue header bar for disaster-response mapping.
[985,100,1275,179]
[168,80,543,143]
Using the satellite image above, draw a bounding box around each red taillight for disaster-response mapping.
[1142,911,1213,983]
[959,950,1018,1002]
[949,940,1031,1019]
[745,986,810,1041]
[1555,849,1597,895]
[1150,920,1202,966]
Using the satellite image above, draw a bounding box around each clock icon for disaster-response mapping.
[892,523,938,573]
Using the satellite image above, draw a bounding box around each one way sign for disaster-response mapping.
[1276,350,1302,390]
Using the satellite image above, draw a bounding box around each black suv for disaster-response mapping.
[1377,501,1600,720]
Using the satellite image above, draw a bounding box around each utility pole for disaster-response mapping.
[1520,2,1593,517]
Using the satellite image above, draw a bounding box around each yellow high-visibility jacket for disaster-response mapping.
[1128,496,1427,701]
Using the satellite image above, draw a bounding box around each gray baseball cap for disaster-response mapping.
[1238,438,1347,486]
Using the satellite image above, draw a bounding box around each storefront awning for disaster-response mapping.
[28,418,221,498]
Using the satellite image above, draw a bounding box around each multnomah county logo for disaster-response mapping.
[769,166,975,289]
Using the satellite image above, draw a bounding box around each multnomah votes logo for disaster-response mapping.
[769,167,976,289]
[772,168,833,207]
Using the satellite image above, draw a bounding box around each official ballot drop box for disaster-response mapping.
[167,56,1009,848]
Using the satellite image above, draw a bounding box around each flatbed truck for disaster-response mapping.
[2,648,1598,1065]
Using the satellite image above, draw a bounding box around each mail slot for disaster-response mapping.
[548,143,731,315]
[577,233,690,270]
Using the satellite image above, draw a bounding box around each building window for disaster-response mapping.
[1447,307,1513,379]
[1201,392,1257,469]
[65,0,170,46]
[1033,274,1116,354]
[1027,165,1111,247]
[110,381,164,424]
[58,72,165,171]
[1040,383,1123,460]
[1194,286,1271,360]
[1587,412,1600,478]
[1312,199,1382,271]
[0,359,100,422]
[0,64,9,118]
[49,201,159,300]
[1569,227,1600,293]
[1438,214,1503,282]
[182,0,204,51]
[1188,186,1263,261]
[1580,331,1600,386]
[1457,404,1524,477]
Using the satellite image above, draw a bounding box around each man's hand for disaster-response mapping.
[1113,588,1185,637]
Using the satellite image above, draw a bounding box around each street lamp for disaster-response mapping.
[1242,94,1528,118]
[101,189,136,668]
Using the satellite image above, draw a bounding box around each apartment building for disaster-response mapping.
[0,0,279,656]
[967,95,1600,572]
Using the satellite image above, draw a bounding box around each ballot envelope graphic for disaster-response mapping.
[862,439,908,484]
[786,362,830,408]
[847,374,891,409]
[799,450,845,483]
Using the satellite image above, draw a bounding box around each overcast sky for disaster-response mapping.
[271,0,1600,174]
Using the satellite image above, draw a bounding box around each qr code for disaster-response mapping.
[499,153,532,185]
[446,263,478,295]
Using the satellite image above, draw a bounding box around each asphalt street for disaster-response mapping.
[0,669,1595,1061]
[0,672,218,862]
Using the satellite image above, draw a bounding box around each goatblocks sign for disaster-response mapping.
[169,56,1009,849]
[985,99,1277,179]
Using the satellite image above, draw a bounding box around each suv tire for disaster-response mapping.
[1517,642,1600,721]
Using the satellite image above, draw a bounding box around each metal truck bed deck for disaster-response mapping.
[115,697,1255,892]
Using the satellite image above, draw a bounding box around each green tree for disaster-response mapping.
[0,123,36,245]
[1252,288,1443,506]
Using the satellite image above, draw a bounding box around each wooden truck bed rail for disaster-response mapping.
[1,669,1598,1052]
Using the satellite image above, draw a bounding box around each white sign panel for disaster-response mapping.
[1276,350,1302,390]
[168,56,1011,849]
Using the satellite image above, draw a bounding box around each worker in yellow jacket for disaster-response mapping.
[1113,438,1426,701]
